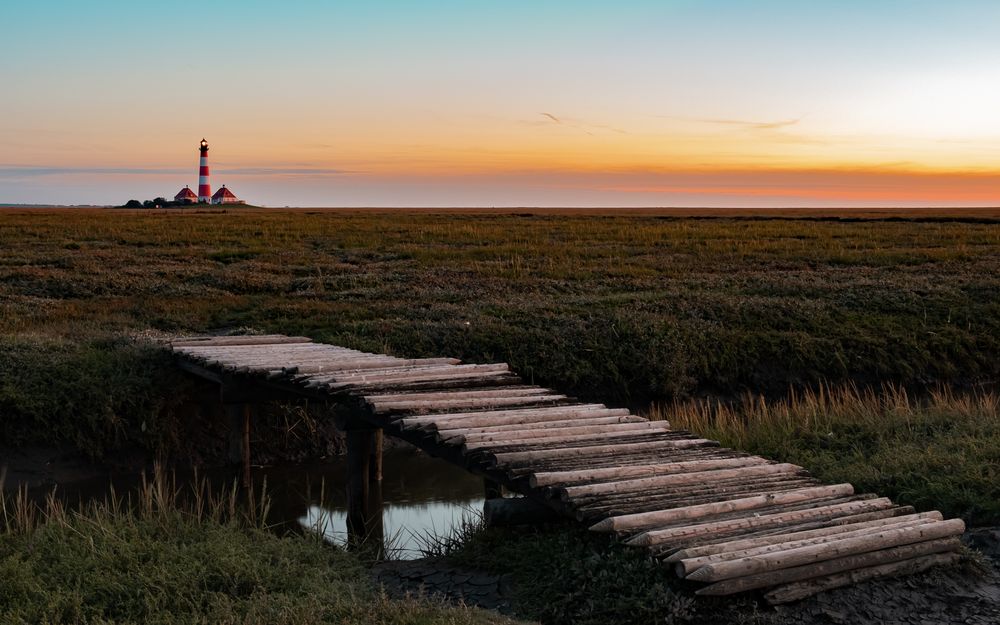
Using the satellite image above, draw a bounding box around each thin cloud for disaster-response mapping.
[530,112,628,136]
[216,167,355,176]
[692,117,803,130]
[0,165,356,177]
[0,166,186,177]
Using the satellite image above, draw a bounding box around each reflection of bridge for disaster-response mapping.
[169,334,964,604]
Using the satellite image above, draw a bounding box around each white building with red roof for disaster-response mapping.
[173,186,198,203]
[211,185,245,205]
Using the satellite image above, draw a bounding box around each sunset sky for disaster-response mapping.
[3,1,1000,207]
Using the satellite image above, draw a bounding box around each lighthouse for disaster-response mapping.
[197,138,211,202]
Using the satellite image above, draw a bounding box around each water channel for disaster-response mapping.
[14,449,485,558]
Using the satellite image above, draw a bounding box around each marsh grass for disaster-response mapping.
[1,208,998,518]
[654,385,1000,524]
[0,466,524,625]
[436,519,695,625]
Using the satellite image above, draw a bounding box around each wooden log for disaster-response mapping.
[572,480,821,518]
[484,497,562,527]
[646,500,907,555]
[415,410,633,432]
[288,357,461,373]
[306,364,468,384]
[571,473,818,508]
[463,425,676,451]
[323,363,510,384]
[506,448,742,476]
[675,513,944,576]
[763,552,961,604]
[530,457,771,488]
[684,518,966,582]
[338,374,525,395]
[181,347,341,363]
[699,537,961,596]
[171,335,313,347]
[371,393,568,413]
[492,438,717,467]
[239,357,409,373]
[559,463,803,500]
[576,479,822,521]
[325,368,515,391]
[458,421,668,445]
[185,345,355,358]
[592,484,854,533]
[401,405,620,429]
[366,386,545,403]
[626,497,894,546]
[665,511,944,563]
[441,415,647,441]
[183,344,339,352]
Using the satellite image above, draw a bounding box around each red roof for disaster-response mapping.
[174,186,198,200]
[211,185,239,200]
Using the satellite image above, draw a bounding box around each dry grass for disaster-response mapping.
[654,385,1000,523]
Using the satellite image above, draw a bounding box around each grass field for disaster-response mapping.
[1,206,998,516]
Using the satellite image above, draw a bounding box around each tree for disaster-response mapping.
[124,200,142,208]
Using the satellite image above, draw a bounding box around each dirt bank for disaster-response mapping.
[374,531,1000,625]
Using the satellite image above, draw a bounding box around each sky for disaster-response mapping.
[3,0,1000,207]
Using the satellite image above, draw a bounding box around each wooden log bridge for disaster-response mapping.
[168,334,965,604]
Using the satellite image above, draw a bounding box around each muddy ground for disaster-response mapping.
[374,529,1000,625]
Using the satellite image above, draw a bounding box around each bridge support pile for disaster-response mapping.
[169,334,965,604]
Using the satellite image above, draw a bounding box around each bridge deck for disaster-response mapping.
[168,334,964,605]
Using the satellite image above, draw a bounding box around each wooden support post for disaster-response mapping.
[242,404,252,487]
[225,402,255,487]
[345,424,385,555]
[370,429,384,482]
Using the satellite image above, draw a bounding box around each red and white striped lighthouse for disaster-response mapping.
[197,138,211,202]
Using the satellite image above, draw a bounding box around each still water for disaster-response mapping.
[24,450,485,558]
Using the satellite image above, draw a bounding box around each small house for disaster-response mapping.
[174,186,198,204]
[211,185,245,205]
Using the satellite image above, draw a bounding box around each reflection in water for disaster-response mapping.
[291,451,485,557]
[18,450,485,559]
[303,499,483,557]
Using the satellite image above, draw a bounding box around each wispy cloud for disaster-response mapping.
[0,165,357,177]
[693,117,803,130]
[216,167,355,176]
[0,166,187,177]
[528,112,627,136]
